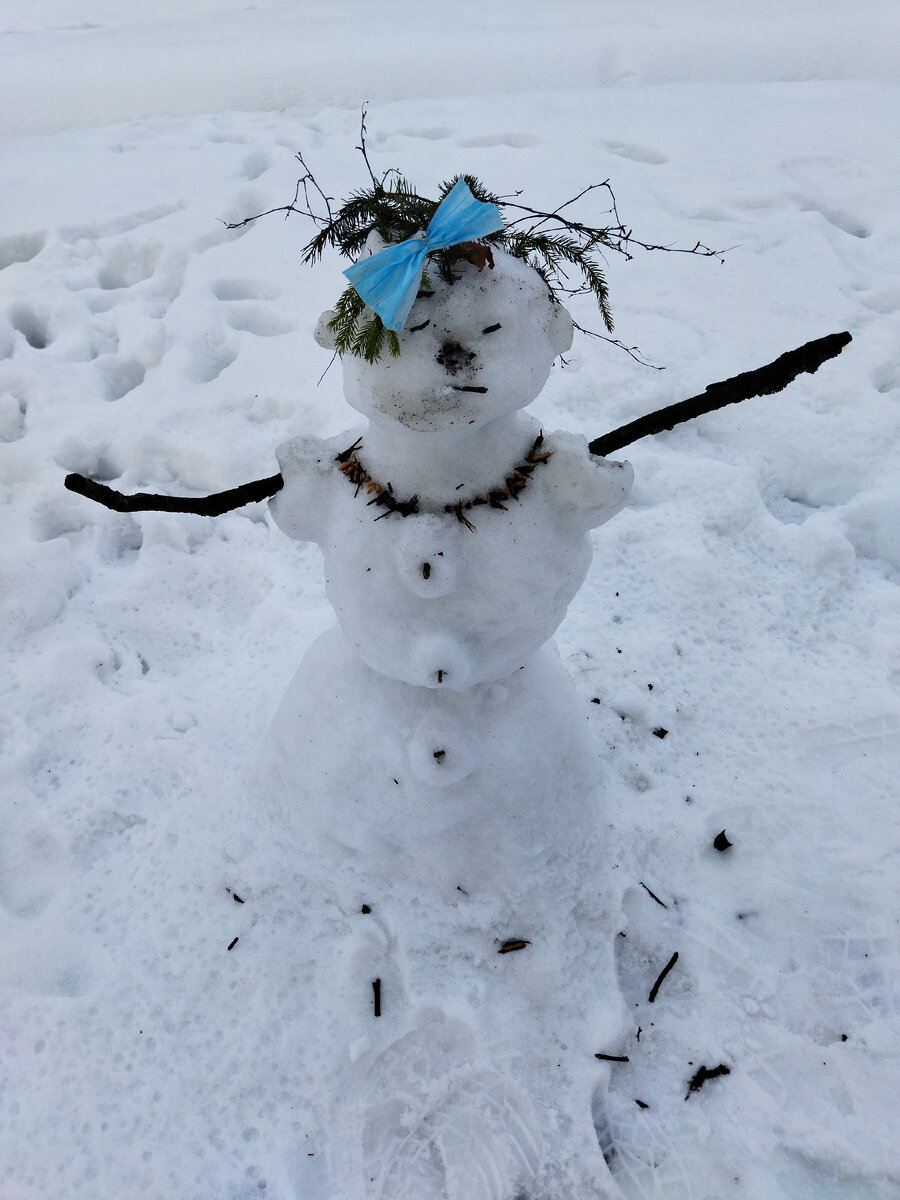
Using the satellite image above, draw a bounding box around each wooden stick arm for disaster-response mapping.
[589,331,851,458]
[64,471,283,516]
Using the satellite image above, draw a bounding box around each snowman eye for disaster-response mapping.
[482,323,502,334]
[409,319,430,332]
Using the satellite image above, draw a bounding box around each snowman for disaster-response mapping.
[253,182,634,1199]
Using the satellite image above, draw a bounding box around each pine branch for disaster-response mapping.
[218,111,728,362]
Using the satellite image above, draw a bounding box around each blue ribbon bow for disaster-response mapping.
[342,179,505,332]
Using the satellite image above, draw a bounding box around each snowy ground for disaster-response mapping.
[2,3,899,1198]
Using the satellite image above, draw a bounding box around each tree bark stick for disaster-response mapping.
[589,330,851,458]
[64,471,284,516]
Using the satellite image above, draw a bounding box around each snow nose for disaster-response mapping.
[436,340,476,376]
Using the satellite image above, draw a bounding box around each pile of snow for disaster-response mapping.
[1,2,899,1197]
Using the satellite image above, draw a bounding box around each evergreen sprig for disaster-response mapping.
[224,108,725,364]
[309,170,626,358]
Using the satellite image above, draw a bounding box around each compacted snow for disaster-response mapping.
[1,2,899,1198]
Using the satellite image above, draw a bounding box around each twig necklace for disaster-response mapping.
[335,434,552,531]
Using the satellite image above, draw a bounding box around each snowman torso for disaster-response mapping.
[271,423,630,688]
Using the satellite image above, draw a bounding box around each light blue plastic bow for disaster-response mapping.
[342,179,505,332]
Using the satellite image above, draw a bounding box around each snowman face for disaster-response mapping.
[338,251,574,433]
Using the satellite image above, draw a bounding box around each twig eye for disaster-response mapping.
[482,322,502,334]
[409,319,430,332]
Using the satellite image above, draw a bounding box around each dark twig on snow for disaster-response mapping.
[594,1053,630,1063]
[223,150,335,232]
[685,1063,731,1099]
[498,939,531,954]
[640,882,669,909]
[648,951,679,1003]
[372,978,381,1017]
[589,331,852,458]
[64,471,284,516]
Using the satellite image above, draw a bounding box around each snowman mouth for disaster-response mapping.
[449,385,488,394]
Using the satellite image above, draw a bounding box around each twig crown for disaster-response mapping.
[225,107,725,364]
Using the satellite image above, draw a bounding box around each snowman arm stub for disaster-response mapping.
[269,435,337,544]
[544,431,633,530]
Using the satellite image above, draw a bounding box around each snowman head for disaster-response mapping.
[318,249,574,433]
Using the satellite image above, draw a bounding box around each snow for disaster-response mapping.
[2,1,899,1197]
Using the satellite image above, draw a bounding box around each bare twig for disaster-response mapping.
[648,951,679,1003]
[357,103,381,191]
[224,151,334,231]
[573,321,666,369]
[640,882,669,909]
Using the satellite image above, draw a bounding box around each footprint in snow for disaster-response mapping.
[211,277,281,302]
[239,149,273,181]
[8,302,53,350]
[604,140,669,165]
[0,368,39,441]
[0,230,46,270]
[98,354,147,400]
[225,302,295,337]
[457,131,542,149]
[798,198,871,239]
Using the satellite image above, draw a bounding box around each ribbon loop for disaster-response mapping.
[343,179,504,332]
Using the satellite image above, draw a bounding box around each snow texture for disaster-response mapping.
[1,1,899,1198]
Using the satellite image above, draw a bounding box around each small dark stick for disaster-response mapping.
[640,882,669,909]
[594,1053,630,1063]
[227,937,239,951]
[685,1063,731,1099]
[635,1099,649,1109]
[372,978,381,1017]
[648,951,679,1003]
[232,893,244,904]
[498,939,531,954]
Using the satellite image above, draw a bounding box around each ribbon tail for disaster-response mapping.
[343,238,429,332]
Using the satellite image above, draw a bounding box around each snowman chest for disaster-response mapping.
[319,473,592,689]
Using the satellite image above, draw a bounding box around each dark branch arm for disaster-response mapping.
[64,471,283,516]
[589,331,851,458]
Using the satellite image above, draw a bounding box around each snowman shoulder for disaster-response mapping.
[544,430,633,530]
[269,433,346,544]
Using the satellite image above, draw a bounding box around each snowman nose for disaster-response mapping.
[436,340,476,376]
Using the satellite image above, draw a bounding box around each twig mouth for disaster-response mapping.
[450,385,488,393]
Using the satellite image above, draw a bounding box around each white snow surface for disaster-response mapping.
[2,2,899,1198]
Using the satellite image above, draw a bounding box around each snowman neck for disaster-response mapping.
[360,413,538,505]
